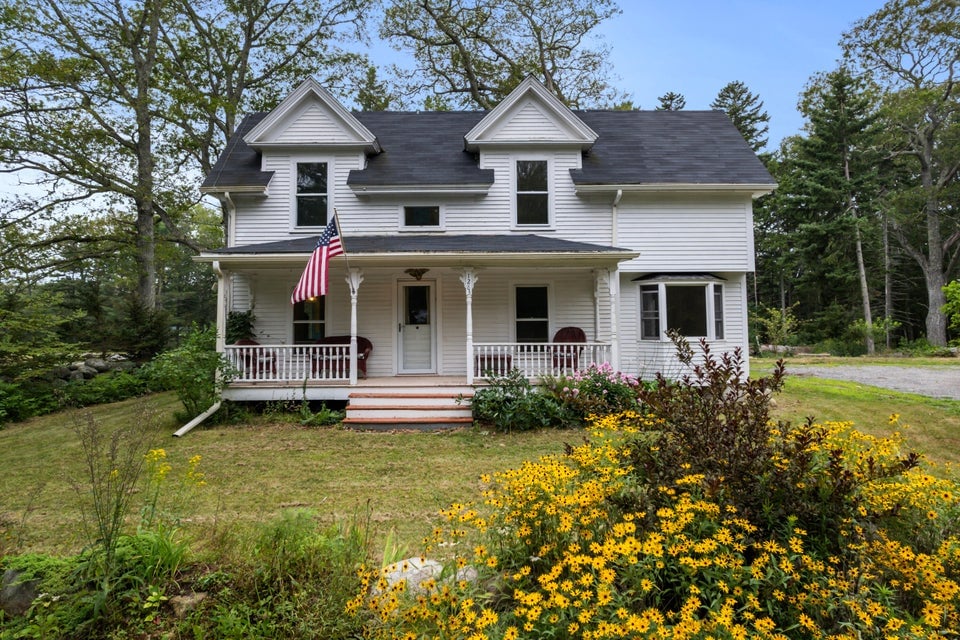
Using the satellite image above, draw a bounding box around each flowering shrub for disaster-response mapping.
[352,343,960,638]
[542,362,642,421]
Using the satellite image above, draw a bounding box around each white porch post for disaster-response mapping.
[608,268,620,370]
[346,268,364,385]
[459,268,478,384]
[213,261,226,353]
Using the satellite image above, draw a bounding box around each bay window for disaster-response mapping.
[638,278,725,340]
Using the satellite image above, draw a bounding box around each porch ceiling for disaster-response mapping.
[197,234,639,268]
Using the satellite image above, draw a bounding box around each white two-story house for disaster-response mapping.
[197,77,774,427]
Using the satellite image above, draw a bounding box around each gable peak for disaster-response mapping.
[243,78,380,152]
[465,76,597,150]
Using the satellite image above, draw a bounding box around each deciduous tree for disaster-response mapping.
[380,0,624,109]
[842,0,960,346]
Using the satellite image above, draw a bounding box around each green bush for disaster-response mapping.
[0,381,57,425]
[808,337,867,356]
[59,371,150,408]
[470,368,571,431]
[541,361,641,421]
[144,324,232,421]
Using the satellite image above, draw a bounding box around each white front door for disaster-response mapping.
[398,282,436,373]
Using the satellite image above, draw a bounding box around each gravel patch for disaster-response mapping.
[785,364,960,400]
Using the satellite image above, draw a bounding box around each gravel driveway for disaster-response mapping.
[785,364,960,400]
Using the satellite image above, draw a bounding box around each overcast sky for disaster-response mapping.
[592,0,889,149]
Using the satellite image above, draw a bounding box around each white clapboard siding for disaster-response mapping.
[616,195,755,272]
[486,102,575,141]
[273,103,363,144]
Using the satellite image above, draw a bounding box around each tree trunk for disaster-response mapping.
[853,220,875,354]
[883,210,893,349]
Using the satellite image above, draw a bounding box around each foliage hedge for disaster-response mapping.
[355,342,960,639]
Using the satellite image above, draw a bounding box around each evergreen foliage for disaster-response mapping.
[710,80,770,152]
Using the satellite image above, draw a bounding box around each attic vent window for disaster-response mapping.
[404,205,440,227]
[296,162,328,226]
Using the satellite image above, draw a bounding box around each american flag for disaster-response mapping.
[290,218,344,304]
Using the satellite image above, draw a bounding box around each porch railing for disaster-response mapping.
[473,342,611,380]
[224,341,612,384]
[224,344,352,383]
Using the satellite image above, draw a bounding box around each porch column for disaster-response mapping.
[459,268,478,384]
[346,268,364,385]
[213,261,226,353]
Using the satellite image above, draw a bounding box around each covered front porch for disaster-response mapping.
[199,233,639,403]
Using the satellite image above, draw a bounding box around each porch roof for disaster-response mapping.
[198,234,638,267]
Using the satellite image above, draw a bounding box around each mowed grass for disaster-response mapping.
[754,357,960,465]
[0,393,578,556]
[3,359,960,556]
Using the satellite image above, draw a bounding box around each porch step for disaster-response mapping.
[344,389,474,430]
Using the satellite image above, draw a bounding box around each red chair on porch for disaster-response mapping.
[312,336,373,378]
[551,326,586,372]
[234,338,276,376]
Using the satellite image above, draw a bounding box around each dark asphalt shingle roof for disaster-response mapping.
[573,110,772,185]
[201,114,271,190]
[202,109,774,191]
[208,234,632,255]
[349,112,493,187]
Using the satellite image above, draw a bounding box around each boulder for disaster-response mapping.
[169,592,207,618]
[1,569,39,617]
[380,557,478,594]
[84,358,111,373]
[75,365,98,379]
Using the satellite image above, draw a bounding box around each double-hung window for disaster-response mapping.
[293,298,325,343]
[639,279,725,340]
[515,286,549,342]
[295,162,328,227]
[515,160,549,225]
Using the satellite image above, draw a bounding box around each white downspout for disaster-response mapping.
[611,189,622,245]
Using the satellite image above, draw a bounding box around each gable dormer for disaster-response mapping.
[243,77,381,153]
[464,76,597,151]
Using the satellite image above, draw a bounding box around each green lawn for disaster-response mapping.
[3,361,960,557]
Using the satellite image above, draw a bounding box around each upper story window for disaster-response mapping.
[515,160,549,225]
[403,205,441,228]
[296,162,328,227]
[639,281,724,341]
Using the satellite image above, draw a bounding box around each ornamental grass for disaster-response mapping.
[352,341,960,639]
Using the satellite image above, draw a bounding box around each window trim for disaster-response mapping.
[291,157,333,231]
[400,204,445,231]
[638,281,725,341]
[512,283,551,343]
[511,156,553,229]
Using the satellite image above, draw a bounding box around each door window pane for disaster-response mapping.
[405,286,430,325]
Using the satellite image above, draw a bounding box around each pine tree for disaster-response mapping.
[711,81,770,153]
